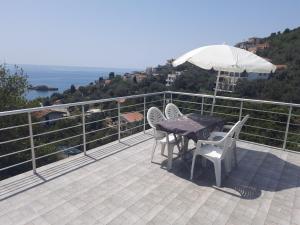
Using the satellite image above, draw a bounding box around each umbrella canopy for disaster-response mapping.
[172,44,276,73]
[172,44,277,114]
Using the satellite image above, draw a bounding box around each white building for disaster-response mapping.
[217,71,270,92]
[166,71,182,87]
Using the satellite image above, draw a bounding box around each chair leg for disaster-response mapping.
[167,143,175,170]
[151,140,157,162]
[183,137,188,152]
[224,150,232,174]
[233,142,237,167]
[213,160,222,187]
[161,143,166,155]
[201,157,207,168]
[190,153,197,180]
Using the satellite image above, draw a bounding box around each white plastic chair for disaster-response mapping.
[147,107,180,168]
[209,115,249,166]
[165,103,183,120]
[165,103,188,150]
[190,121,240,187]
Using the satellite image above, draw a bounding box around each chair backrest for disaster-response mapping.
[218,121,241,159]
[165,103,183,120]
[235,114,249,139]
[147,107,166,139]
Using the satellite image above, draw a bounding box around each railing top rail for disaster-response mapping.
[167,91,300,108]
[1,90,300,117]
[0,92,165,117]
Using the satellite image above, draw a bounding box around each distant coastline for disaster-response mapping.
[28,85,58,91]
[10,64,137,100]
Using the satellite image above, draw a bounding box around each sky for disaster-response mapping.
[0,0,299,69]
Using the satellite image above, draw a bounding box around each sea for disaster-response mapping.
[7,64,135,100]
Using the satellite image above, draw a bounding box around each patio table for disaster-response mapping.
[156,113,224,170]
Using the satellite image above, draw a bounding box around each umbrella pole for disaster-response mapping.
[211,70,221,115]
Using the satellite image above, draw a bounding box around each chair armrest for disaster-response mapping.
[196,139,220,147]
[223,124,233,131]
[209,131,226,141]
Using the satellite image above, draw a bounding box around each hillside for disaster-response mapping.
[236,27,300,103]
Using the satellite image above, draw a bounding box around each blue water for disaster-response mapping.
[8,64,135,100]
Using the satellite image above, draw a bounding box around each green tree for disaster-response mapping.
[0,65,28,111]
[70,84,76,94]
[109,72,115,79]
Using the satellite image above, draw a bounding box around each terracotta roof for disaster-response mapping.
[121,112,144,123]
[53,99,62,104]
[263,57,272,62]
[256,43,269,49]
[105,80,112,85]
[276,64,287,70]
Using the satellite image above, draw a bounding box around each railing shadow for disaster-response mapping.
[0,132,153,201]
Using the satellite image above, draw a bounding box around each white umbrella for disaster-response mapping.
[172,44,277,113]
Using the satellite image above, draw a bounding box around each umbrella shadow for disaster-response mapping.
[166,146,300,200]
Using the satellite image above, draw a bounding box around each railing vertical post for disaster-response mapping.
[283,105,292,151]
[28,112,36,174]
[143,96,146,133]
[170,93,173,103]
[239,101,243,121]
[81,105,87,155]
[201,96,204,115]
[118,101,121,142]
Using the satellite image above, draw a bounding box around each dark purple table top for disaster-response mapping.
[156,113,224,142]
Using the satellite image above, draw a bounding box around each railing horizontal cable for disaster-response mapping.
[93,107,118,113]
[248,117,286,124]
[0,159,32,171]
[0,123,29,132]
[243,107,289,116]
[288,131,300,136]
[179,107,201,112]
[35,144,83,160]
[289,122,300,127]
[174,100,229,109]
[85,116,119,125]
[120,102,144,109]
[212,111,239,117]
[285,140,300,145]
[34,134,83,148]
[85,132,118,145]
[240,132,284,142]
[0,147,31,158]
[31,114,82,125]
[85,125,118,135]
[33,124,82,137]
[212,104,241,110]
[180,107,239,117]
[146,99,163,104]
[0,135,30,145]
[168,91,300,108]
[173,99,203,105]
[120,124,144,133]
[244,124,286,133]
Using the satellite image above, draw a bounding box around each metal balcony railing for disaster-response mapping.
[1,91,300,180]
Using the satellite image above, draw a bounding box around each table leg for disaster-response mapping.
[183,137,189,152]
[173,134,181,153]
[167,143,173,170]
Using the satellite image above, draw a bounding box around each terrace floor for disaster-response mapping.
[0,131,300,225]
